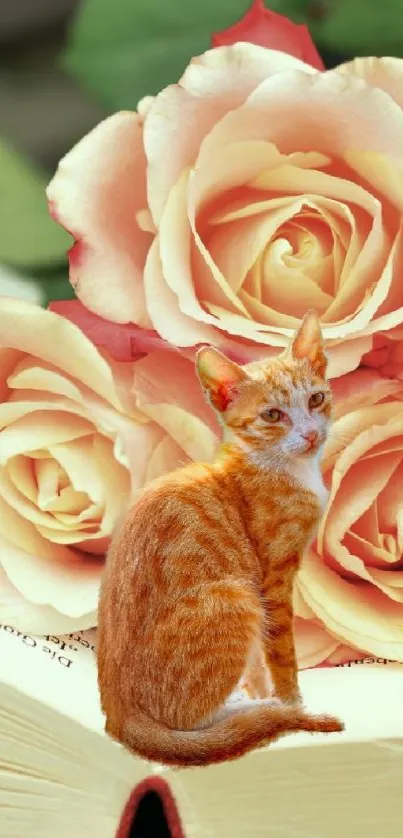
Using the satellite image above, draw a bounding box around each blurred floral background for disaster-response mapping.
[2,0,403,306]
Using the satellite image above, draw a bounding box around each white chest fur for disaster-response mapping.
[287,455,329,511]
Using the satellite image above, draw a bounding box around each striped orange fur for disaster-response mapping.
[97,310,344,767]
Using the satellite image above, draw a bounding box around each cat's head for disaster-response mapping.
[196,310,332,463]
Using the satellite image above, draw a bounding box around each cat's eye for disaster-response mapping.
[261,408,283,423]
[309,391,325,409]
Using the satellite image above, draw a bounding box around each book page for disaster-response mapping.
[330,655,403,669]
[275,662,403,749]
[0,622,105,732]
[1,618,403,745]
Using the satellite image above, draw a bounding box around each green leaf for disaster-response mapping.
[0,138,70,270]
[63,0,310,111]
[309,0,403,56]
[34,269,76,307]
[0,264,45,305]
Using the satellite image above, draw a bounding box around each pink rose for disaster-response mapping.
[0,299,218,634]
[47,48,403,377]
[295,368,403,662]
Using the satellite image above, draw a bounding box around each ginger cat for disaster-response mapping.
[97,310,344,767]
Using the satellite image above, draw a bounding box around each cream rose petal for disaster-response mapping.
[0,300,195,632]
[9,362,94,403]
[145,435,186,483]
[0,411,93,464]
[194,72,403,340]
[0,396,92,432]
[323,448,402,580]
[24,366,145,431]
[147,60,403,359]
[379,467,403,545]
[298,551,403,659]
[0,566,96,635]
[0,497,100,630]
[158,172,304,336]
[0,465,88,532]
[158,170,224,324]
[325,406,403,481]
[337,56,403,109]
[344,150,403,214]
[201,306,294,347]
[0,393,146,476]
[194,142,331,212]
[294,617,340,669]
[248,164,389,323]
[325,645,366,665]
[293,584,316,620]
[359,226,403,333]
[322,402,400,467]
[8,456,36,503]
[0,300,125,410]
[132,351,217,432]
[0,348,23,401]
[207,194,337,307]
[0,493,74,563]
[330,369,402,418]
[144,44,316,224]
[200,190,382,335]
[32,437,129,549]
[0,536,101,622]
[143,404,216,464]
[47,438,105,504]
[189,190,341,339]
[117,420,166,495]
[144,238,218,346]
[87,435,130,535]
[47,112,152,325]
[199,69,403,166]
[325,336,373,378]
[159,166,274,323]
[193,141,284,211]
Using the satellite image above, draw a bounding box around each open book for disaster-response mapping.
[1,622,402,838]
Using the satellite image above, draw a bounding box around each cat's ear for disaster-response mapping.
[196,346,248,412]
[289,310,327,376]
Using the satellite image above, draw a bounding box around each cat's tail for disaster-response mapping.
[114,700,344,768]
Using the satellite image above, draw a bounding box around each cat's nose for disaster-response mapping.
[302,429,318,444]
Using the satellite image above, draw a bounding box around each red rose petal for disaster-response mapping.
[49,300,173,362]
[212,0,324,71]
